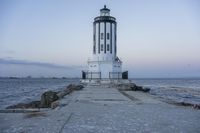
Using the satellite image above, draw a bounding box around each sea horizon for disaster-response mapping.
[1,76,200,80]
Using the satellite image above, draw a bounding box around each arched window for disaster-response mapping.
[101,33,104,39]
[107,44,109,51]
[107,33,109,39]
[101,44,103,51]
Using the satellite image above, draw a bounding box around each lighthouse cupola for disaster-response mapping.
[100,5,110,16]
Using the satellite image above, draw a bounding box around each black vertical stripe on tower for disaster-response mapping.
[98,22,100,53]
[104,22,106,53]
[114,23,117,55]
[110,22,112,54]
[93,22,96,54]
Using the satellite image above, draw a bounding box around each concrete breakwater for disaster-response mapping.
[0,82,200,133]
[4,82,149,111]
[3,81,200,111]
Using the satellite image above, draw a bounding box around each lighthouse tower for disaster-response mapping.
[82,5,127,80]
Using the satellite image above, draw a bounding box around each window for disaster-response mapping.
[101,44,103,51]
[107,33,109,40]
[101,33,103,39]
[93,45,95,53]
[107,44,109,51]
[93,34,95,41]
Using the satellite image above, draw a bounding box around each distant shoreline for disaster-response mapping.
[0,77,81,79]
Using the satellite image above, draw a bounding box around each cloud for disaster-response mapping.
[0,58,79,69]
[0,50,16,55]
[0,58,87,77]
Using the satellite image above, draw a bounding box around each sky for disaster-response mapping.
[0,0,200,78]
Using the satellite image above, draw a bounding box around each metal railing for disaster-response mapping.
[82,71,124,79]
[86,72,101,79]
[94,16,116,21]
[109,72,122,79]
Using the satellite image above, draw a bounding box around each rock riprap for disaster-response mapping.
[6,84,84,109]
[40,91,59,108]
[116,83,151,92]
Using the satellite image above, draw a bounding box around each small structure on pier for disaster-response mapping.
[82,5,128,81]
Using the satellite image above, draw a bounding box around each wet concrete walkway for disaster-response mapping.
[1,84,200,133]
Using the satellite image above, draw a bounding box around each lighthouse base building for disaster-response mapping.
[82,6,128,81]
[87,58,122,79]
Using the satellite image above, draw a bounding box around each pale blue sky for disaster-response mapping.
[0,0,200,78]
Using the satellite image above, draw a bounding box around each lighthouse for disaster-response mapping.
[82,5,128,80]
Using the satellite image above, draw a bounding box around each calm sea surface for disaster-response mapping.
[0,78,200,109]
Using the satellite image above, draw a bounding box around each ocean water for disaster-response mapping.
[132,78,200,104]
[0,78,79,109]
[0,78,200,109]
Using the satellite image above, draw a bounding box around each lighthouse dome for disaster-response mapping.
[100,5,110,16]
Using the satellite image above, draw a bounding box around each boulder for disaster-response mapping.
[116,83,136,91]
[25,101,41,108]
[131,85,141,91]
[130,85,150,92]
[6,101,40,109]
[171,101,200,110]
[193,104,200,109]
[67,84,84,91]
[57,87,72,99]
[142,87,151,92]
[51,101,60,109]
[56,84,84,99]
[73,84,84,90]
[40,91,59,108]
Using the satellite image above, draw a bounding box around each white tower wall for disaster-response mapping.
[92,22,117,61]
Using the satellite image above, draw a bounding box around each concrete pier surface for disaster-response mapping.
[1,84,200,133]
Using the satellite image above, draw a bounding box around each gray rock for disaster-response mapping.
[116,83,136,91]
[131,85,150,92]
[171,101,200,110]
[67,84,84,91]
[6,101,41,109]
[115,83,150,92]
[73,84,84,90]
[142,87,151,92]
[193,104,200,109]
[51,101,59,109]
[40,91,59,108]
[56,84,84,99]
[57,87,72,99]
